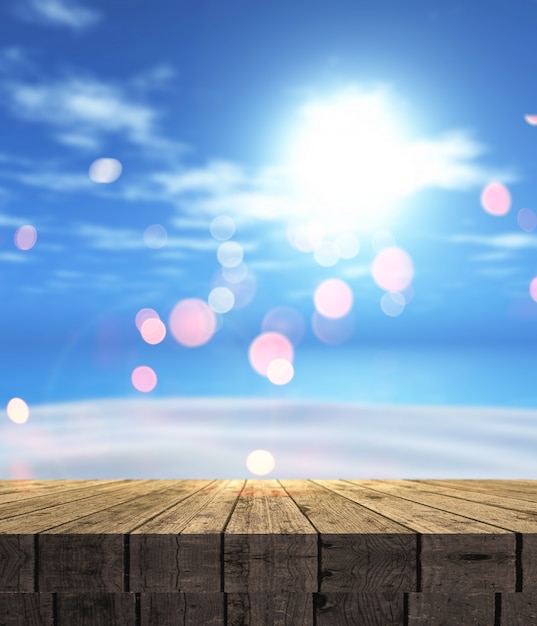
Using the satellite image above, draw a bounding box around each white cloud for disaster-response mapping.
[450,233,537,249]
[14,0,101,29]
[11,170,92,192]
[2,75,182,152]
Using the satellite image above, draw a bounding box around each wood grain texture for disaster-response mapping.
[0,593,53,626]
[130,481,242,592]
[416,479,537,503]
[502,592,537,623]
[227,593,313,626]
[55,592,136,626]
[321,480,515,592]
[224,480,317,592]
[280,480,416,593]
[39,481,208,592]
[0,535,34,592]
[315,592,404,626]
[140,592,224,625]
[407,592,495,625]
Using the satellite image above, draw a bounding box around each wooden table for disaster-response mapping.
[1,479,536,624]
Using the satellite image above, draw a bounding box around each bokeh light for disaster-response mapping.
[135,308,159,331]
[222,262,248,284]
[169,298,216,347]
[89,158,122,183]
[380,291,406,317]
[311,311,355,345]
[530,277,537,303]
[372,247,414,292]
[217,241,244,268]
[14,225,37,251]
[314,278,353,319]
[140,318,166,344]
[518,208,537,233]
[6,397,29,424]
[314,241,339,267]
[212,269,256,309]
[210,216,236,241]
[262,306,306,346]
[335,232,360,259]
[525,115,537,125]
[267,358,294,385]
[249,332,294,376]
[480,182,511,216]
[208,286,235,313]
[143,224,168,249]
[246,449,275,475]
[131,366,157,392]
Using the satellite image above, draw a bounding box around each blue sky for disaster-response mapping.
[1,0,537,411]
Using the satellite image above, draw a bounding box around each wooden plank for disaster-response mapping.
[317,480,515,592]
[280,480,416,593]
[39,480,210,592]
[315,592,404,626]
[141,592,224,625]
[371,480,537,592]
[0,480,129,521]
[416,479,537,503]
[394,480,537,516]
[227,593,313,626]
[224,480,317,592]
[0,480,160,533]
[0,593,53,626]
[0,535,34,592]
[0,480,104,505]
[55,592,136,626]
[502,592,537,623]
[131,480,244,592]
[407,592,495,625]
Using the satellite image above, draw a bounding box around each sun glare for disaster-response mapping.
[288,89,415,226]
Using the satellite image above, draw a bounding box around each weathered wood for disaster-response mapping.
[140,592,225,625]
[227,593,313,626]
[317,480,515,592]
[0,593,53,625]
[224,480,317,592]
[502,592,537,622]
[0,535,34,592]
[0,480,127,521]
[315,592,404,626]
[280,479,416,592]
[39,481,210,592]
[0,480,105,506]
[131,480,244,592]
[55,592,136,626]
[407,592,495,625]
[416,479,537,502]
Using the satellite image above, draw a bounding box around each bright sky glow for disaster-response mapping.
[143,224,168,249]
[372,247,414,292]
[481,182,511,216]
[88,157,122,183]
[6,397,29,424]
[131,366,157,392]
[248,332,294,376]
[267,358,294,385]
[530,278,537,303]
[135,308,159,331]
[246,449,275,475]
[14,225,37,251]
[2,0,537,479]
[314,279,353,319]
[169,298,216,347]
[140,317,166,344]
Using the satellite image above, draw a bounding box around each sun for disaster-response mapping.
[287,88,417,227]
